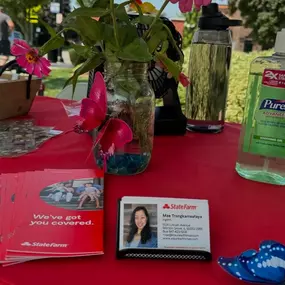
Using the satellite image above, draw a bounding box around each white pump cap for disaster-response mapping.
[274,28,285,53]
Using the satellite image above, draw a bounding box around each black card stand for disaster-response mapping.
[154,77,187,136]
[116,199,212,261]
[155,106,187,136]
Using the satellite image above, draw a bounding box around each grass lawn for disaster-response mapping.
[44,68,88,98]
[44,49,272,123]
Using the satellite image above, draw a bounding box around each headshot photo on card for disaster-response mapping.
[39,178,104,211]
[123,204,158,249]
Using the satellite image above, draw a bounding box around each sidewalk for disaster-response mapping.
[50,50,74,69]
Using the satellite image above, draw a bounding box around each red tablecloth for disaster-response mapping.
[0,96,284,285]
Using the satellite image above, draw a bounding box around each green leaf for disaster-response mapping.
[102,24,118,50]
[162,24,184,64]
[117,38,153,62]
[64,17,104,44]
[71,44,93,58]
[114,3,129,22]
[117,79,140,99]
[147,35,161,54]
[147,30,168,54]
[38,18,57,37]
[117,24,138,47]
[39,34,65,56]
[63,76,74,89]
[160,40,169,54]
[64,7,110,22]
[69,53,104,97]
[104,39,118,52]
[151,22,165,34]
[132,15,160,26]
[68,49,86,66]
[99,14,112,25]
[75,17,104,41]
[104,47,117,62]
[102,22,138,51]
[155,53,180,80]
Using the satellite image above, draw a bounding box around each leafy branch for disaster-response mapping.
[38,0,185,89]
[143,0,170,40]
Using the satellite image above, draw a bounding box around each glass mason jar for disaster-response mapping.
[94,61,155,175]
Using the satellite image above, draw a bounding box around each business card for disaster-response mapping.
[117,197,210,255]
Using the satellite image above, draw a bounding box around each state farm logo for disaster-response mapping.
[162,203,197,210]
[21,241,68,248]
[21,242,32,246]
[264,70,278,80]
[163,204,170,209]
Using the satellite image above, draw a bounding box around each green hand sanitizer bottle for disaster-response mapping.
[236,29,285,185]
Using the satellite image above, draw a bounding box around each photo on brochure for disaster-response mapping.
[39,178,104,211]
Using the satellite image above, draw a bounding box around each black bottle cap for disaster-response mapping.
[198,3,242,30]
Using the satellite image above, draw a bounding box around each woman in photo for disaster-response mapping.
[125,206,157,248]
[63,183,74,203]
[47,182,66,203]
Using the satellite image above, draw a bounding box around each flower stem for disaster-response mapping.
[163,24,184,64]
[110,0,120,48]
[133,1,143,19]
[143,0,170,40]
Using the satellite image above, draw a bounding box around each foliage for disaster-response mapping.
[46,50,272,124]
[229,0,285,49]
[40,0,185,90]
[0,0,50,43]
[183,9,200,48]
[178,48,272,123]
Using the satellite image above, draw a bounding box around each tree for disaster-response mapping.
[229,0,285,49]
[0,0,50,43]
[183,9,200,48]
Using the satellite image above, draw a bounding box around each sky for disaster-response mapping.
[70,0,228,19]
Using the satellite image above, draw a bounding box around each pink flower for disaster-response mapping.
[156,61,190,87]
[170,0,212,13]
[11,39,51,78]
[194,0,212,10]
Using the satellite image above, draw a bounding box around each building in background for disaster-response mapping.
[172,0,261,52]
[217,1,261,52]
[171,18,185,36]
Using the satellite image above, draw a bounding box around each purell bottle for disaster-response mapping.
[185,3,241,133]
[236,29,285,185]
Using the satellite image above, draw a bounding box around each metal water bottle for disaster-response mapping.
[185,3,241,133]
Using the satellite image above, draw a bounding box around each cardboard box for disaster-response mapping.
[0,73,41,120]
